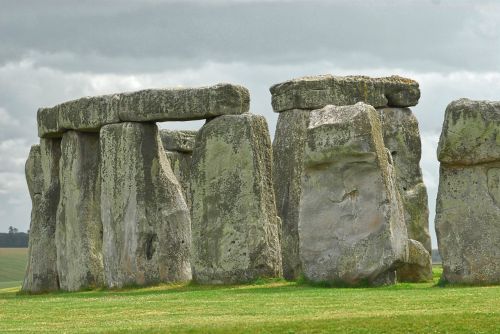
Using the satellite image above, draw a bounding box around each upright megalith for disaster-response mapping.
[22,140,61,293]
[190,114,282,284]
[100,122,192,288]
[298,103,407,285]
[271,74,428,281]
[377,108,432,282]
[160,130,197,209]
[56,131,104,291]
[436,99,500,284]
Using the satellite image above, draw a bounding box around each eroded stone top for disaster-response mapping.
[37,83,250,138]
[437,98,500,165]
[160,130,197,153]
[270,75,420,112]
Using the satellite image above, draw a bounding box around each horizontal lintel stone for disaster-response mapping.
[270,75,420,112]
[37,83,249,138]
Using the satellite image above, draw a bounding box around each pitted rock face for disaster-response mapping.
[272,109,310,280]
[117,84,250,122]
[160,130,197,153]
[436,98,500,284]
[377,107,432,281]
[100,122,192,288]
[56,131,104,291]
[22,140,61,293]
[37,94,120,138]
[436,164,500,284]
[438,99,500,165]
[270,75,420,113]
[396,239,433,283]
[160,130,197,210]
[190,114,282,284]
[298,103,408,286]
[37,83,250,138]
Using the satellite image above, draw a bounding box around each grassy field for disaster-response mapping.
[1,265,500,333]
[0,248,27,289]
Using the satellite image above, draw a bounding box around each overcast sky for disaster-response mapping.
[1,0,499,247]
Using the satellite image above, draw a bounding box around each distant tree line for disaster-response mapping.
[0,226,29,247]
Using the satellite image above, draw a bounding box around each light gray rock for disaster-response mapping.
[436,164,500,284]
[377,107,432,281]
[160,130,197,209]
[396,239,433,283]
[190,114,282,284]
[298,103,408,286]
[165,151,192,210]
[160,130,197,153]
[436,100,500,284]
[100,122,191,288]
[117,83,250,122]
[37,95,120,138]
[37,107,63,138]
[22,140,61,293]
[438,99,500,165]
[270,75,420,113]
[272,109,310,280]
[56,131,104,291]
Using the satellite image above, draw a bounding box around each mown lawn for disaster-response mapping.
[1,266,500,333]
[0,248,27,289]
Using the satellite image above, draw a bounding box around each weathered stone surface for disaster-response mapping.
[272,109,309,280]
[436,99,500,284]
[56,131,104,291]
[159,130,196,209]
[438,99,500,165]
[100,122,191,288]
[396,239,433,283]
[37,107,63,138]
[377,107,432,280]
[117,84,250,122]
[436,164,500,284]
[37,95,120,138]
[191,114,282,284]
[22,140,61,293]
[270,75,420,113]
[160,130,197,153]
[298,103,408,285]
[165,151,192,210]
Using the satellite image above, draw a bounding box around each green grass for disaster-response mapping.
[1,265,500,333]
[0,248,27,288]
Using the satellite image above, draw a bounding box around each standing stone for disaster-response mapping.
[100,122,191,288]
[298,103,408,285]
[160,130,197,210]
[377,107,432,282]
[271,75,420,280]
[191,114,282,284]
[436,99,500,284]
[272,109,310,280]
[396,239,433,283]
[56,131,104,291]
[22,140,61,293]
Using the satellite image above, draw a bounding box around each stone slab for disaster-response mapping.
[100,122,192,288]
[56,131,104,291]
[270,75,420,112]
[190,114,282,284]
